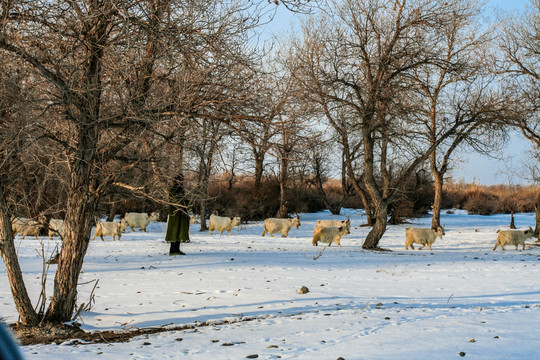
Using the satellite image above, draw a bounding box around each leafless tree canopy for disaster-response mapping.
[287,0,513,248]
[0,0,268,324]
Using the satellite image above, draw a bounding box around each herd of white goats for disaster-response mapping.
[9,211,537,251]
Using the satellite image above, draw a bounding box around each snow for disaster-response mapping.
[1,210,539,359]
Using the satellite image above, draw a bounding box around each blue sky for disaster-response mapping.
[489,0,530,11]
[261,0,534,185]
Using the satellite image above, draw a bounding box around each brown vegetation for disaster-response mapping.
[178,177,539,223]
[444,182,538,215]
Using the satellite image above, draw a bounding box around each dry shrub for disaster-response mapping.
[389,198,416,224]
[490,184,538,213]
[207,178,279,220]
[443,181,473,209]
[444,182,539,215]
[408,184,435,215]
[463,190,498,215]
[342,195,365,209]
[321,179,349,204]
[207,177,326,221]
[388,171,435,222]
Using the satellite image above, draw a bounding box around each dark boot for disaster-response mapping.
[169,241,185,255]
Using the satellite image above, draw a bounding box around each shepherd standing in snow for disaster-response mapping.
[166,173,190,255]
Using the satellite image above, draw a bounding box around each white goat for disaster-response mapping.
[186,214,198,234]
[48,218,65,239]
[405,226,445,250]
[11,216,45,239]
[208,214,241,235]
[312,225,349,247]
[492,226,534,251]
[261,216,301,237]
[92,220,126,241]
[123,212,159,232]
[316,218,351,236]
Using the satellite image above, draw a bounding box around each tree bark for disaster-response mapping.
[199,203,208,232]
[0,184,40,325]
[509,210,516,229]
[253,149,265,189]
[358,188,375,227]
[362,131,387,249]
[431,170,444,229]
[534,192,539,239]
[197,157,210,232]
[197,156,209,232]
[106,200,117,222]
[46,185,99,322]
[363,203,388,250]
[277,156,289,218]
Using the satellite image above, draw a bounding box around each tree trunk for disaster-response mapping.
[362,131,387,249]
[535,192,540,240]
[106,200,117,222]
[388,204,400,225]
[346,170,375,225]
[198,175,208,231]
[509,210,516,229]
[45,188,99,323]
[197,154,209,232]
[314,184,339,214]
[277,156,288,218]
[358,187,375,226]
[44,5,109,320]
[0,185,40,325]
[253,149,264,189]
[363,204,388,249]
[431,170,443,229]
[199,204,208,232]
[277,181,288,218]
[227,170,235,191]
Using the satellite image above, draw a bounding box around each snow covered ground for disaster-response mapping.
[1,210,539,359]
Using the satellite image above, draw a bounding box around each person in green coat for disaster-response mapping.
[166,173,190,255]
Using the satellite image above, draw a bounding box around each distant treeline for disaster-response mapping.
[112,176,539,223]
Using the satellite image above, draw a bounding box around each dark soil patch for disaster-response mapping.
[11,322,166,346]
[10,315,269,346]
[12,323,87,345]
[11,321,214,346]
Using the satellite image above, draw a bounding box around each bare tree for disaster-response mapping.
[0,0,262,325]
[407,1,510,228]
[420,80,510,229]
[0,0,123,324]
[498,0,540,237]
[292,0,482,249]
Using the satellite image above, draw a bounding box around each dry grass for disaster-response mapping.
[444,182,539,214]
